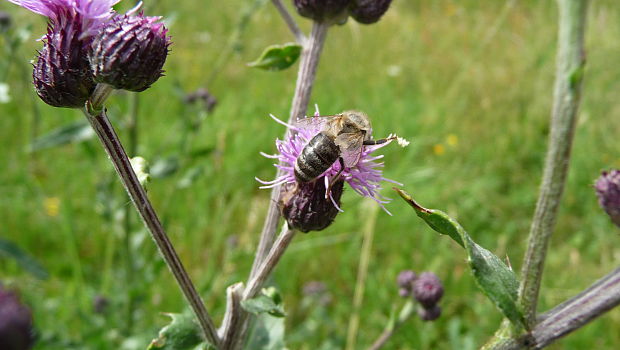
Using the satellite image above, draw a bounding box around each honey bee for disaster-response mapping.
[294,110,394,190]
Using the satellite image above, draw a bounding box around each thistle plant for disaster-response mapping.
[4,0,620,349]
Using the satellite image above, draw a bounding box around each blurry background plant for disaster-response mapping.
[0,0,619,349]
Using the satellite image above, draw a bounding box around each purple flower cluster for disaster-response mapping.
[0,287,34,350]
[8,0,170,107]
[258,109,399,214]
[397,270,444,321]
[293,0,393,24]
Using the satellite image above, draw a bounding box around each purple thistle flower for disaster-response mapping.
[257,107,401,215]
[7,0,119,38]
[413,272,444,309]
[396,269,416,297]
[595,169,620,228]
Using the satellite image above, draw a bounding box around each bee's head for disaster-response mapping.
[342,111,372,137]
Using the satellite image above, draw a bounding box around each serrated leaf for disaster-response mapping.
[395,188,525,328]
[0,238,48,279]
[247,43,302,71]
[241,294,286,318]
[28,121,94,152]
[147,313,208,350]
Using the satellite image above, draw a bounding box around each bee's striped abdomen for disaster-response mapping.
[295,133,340,183]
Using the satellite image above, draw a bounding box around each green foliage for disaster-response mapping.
[247,43,302,71]
[396,189,525,329]
[241,287,286,318]
[148,313,208,350]
[27,121,94,152]
[0,238,48,279]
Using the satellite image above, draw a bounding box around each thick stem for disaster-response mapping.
[220,225,296,350]
[249,20,329,280]
[484,267,620,350]
[518,0,588,328]
[81,101,221,348]
[271,0,306,44]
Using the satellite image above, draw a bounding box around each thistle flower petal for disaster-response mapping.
[258,110,400,215]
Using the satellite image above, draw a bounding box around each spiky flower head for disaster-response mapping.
[413,272,444,309]
[293,0,350,23]
[8,0,119,107]
[280,178,344,232]
[0,287,35,350]
[348,0,392,24]
[595,169,620,228]
[90,13,170,92]
[257,108,400,233]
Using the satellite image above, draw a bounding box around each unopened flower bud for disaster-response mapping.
[418,304,441,321]
[595,170,620,228]
[349,0,392,24]
[0,287,35,350]
[413,272,443,308]
[90,14,170,92]
[293,0,350,23]
[33,14,96,108]
[396,270,416,297]
[280,179,344,233]
[0,11,11,32]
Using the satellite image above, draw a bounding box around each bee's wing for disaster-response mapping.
[335,133,365,168]
[294,115,341,133]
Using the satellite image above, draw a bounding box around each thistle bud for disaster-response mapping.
[90,14,170,92]
[595,170,620,228]
[33,14,96,108]
[349,0,392,24]
[412,272,443,308]
[0,11,11,32]
[280,179,344,233]
[396,270,416,297]
[0,288,35,350]
[418,304,441,322]
[293,0,351,23]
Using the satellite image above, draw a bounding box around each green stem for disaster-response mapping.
[517,0,588,329]
[367,300,416,350]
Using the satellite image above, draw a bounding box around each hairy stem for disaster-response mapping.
[82,91,221,348]
[518,0,588,328]
[249,20,329,280]
[220,225,296,350]
[485,267,620,350]
[271,0,306,44]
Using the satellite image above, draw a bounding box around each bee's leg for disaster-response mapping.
[325,157,345,199]
[363,135,397,146]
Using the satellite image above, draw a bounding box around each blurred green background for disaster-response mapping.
[1,0,620,349]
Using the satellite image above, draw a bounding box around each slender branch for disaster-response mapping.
[82,90,221,348]
[244,224,296,300]
[368,301,415,350]
[271,0,306,44]
[518,0,588,327]
[485,267,620,350]
[249,20,330,280]
[220,224,296,349]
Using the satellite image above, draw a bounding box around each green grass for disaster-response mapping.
[1,0,620,349]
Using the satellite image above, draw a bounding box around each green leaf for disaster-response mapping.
[247,43,302,71]
[245,313,286,350]
[395,188,525,328]
[150,157,180,179]
[241,289,286,318]
[0,238,48,279]
[147,313,208,350]
[28,121,94,152]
